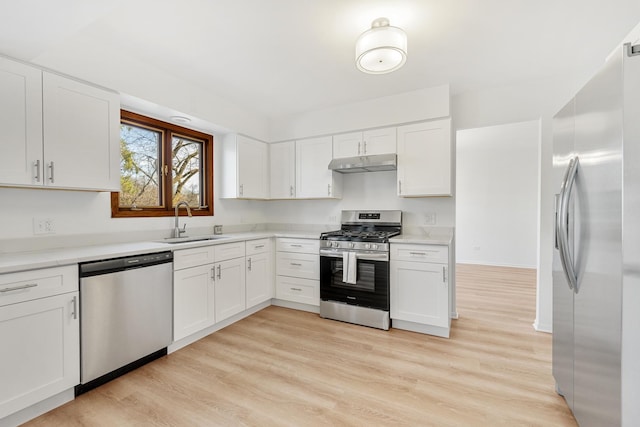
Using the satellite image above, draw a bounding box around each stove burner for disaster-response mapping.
[320,229,400,243]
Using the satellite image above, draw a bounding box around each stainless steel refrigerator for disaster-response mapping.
[553,42,640,426]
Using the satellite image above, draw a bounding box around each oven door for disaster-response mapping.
[320,249,389,311]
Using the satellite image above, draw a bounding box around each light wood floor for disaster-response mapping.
[24,264,576,426]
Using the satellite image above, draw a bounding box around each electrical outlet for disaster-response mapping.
[473,246,481,251]
[33,217,55,235]
[424,212,437,225]
[328,215,337,223]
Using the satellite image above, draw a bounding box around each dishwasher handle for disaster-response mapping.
[80,252,173,277]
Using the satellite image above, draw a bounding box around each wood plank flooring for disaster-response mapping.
[24,264,576,426]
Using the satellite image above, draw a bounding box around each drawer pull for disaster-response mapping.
[254,244,265,249]
[290,244,303,248]
[290,263,302,267]
[409,252,426,256]
[290,287,302,292]
[0,283,38,293]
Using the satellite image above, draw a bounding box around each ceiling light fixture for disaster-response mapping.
[170,115,191,124]
[355,17,407,74]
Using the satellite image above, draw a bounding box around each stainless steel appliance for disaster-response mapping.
[76,251,173,395]
[319,210,401,330]
[552,42,640,426]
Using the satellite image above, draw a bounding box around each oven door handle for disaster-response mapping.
[319,249,389,262]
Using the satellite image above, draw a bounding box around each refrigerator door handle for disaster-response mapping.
[557,156,580,292]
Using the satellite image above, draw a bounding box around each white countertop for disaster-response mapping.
[390,229,454,246]
[0,230,321,275]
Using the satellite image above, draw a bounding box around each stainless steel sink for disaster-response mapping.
[160,235,227,244]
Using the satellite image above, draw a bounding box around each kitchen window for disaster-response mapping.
[111,110,214,217]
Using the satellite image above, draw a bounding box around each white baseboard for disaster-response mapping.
[533,319,552,333]
[0,389,74,427]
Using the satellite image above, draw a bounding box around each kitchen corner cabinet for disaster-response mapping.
[0,265,79,420]
[0,57,120,191]
[332,127,396,158]
[397,119,452,197]
[296,136,342,199]
[269,141,296,199]
[221,134,269,199]
[390,243,450,338]
[245,238,273,308]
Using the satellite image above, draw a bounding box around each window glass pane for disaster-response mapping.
[172,135,203,207]
[119,123,163,207]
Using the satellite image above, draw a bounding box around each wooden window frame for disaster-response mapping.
[111,110,214,218]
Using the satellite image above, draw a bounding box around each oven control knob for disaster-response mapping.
[332,241,339,248]
[373,244,378,250]
[349,242,355,249]
[365,243,371,249]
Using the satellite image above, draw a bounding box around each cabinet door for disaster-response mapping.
[42,72,120,191]
[296,136,337,198]
[0,292,79,419]
[332,132,363,158]
[0,58,43,186]
[246,252,273,308]
[173,264,215,341]
[390,260,449,328]
[237,135,268,199]
[214,258,246,322]
[362,127,396,155]
[397,119,451,196]
[269,141,296,199]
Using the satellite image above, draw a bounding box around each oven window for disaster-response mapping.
[329,258,376,292]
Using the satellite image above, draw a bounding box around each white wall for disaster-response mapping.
[264,171,454,229]
[456,120,539,268]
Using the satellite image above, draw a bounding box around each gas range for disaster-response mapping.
[320,210,402,253]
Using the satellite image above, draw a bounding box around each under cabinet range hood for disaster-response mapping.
[328,153,397,173]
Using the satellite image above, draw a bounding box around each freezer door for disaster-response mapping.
[552,99,576,411]
[572,48,623,427]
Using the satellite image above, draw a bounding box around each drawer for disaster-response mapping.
[0,265,78,306]
[214,241,246,262]
[391,244,448,263]
[275,276,319,306]
[276,252,319,280]
[276,238,319,254]
[246,238,271,256]
[174,246,215,270]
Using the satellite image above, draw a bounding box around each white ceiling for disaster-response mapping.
[2,0,640,120]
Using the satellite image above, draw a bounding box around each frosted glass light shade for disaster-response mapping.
[356,18,407,74]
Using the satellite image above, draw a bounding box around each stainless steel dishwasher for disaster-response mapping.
[76,251,173,395]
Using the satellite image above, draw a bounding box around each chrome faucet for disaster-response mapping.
[173,201,192,238]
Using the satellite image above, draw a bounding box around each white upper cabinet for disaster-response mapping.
[42,72,120,191]
[0,57,43,186]
[0,58,120,191]
[296,136,342,199]
[332,127,396,158]
[221,134,269,199]
[269,141,296,199]
[397,119,452,197]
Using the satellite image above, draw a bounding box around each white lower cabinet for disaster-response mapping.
[214,257,246,322]
[246,251,273,308]
[173,264,215,341]
[0,266,79,420]
[390,243,450,337]
[274,238,320,309]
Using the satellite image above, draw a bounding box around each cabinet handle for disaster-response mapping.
[248,257,252,271]
[290,287,302,292]
[290,185,294,197]
[48,161,55,183]
[34,160,40,182]
[409,252,426,256]
[0,283,38,293]
[254,244,265,249]
[398,180,402,194]
[217,264,221,279]
[71,296,78,320]
[328,184,331,196]
[358,142,361,155]
[211,266,215,280]
[442,266,447,283]
[290,244,302,248]
[239,184,244,196]
[363,140,367,154]
[290,263,302,267]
